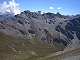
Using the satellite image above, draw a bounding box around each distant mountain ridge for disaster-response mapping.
[0,10,80,48]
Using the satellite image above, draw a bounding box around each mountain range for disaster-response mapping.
[0,10,80,60]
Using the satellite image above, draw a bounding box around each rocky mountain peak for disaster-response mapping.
[0,10,80,48]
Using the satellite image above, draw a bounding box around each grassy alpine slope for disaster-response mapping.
[0,32,64,60]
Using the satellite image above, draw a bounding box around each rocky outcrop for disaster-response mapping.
[0,11,80,48]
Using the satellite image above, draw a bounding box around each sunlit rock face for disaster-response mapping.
[0,10,80,48]
[0,0,21,15]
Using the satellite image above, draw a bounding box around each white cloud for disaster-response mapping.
[0,0,21,15]
[42,9,45,11]
[49,6,54,9]
[57,7,62,10]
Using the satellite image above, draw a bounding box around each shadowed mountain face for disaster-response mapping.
[0,11,80,49]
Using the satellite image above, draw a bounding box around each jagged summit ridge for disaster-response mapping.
[0,10,80,48]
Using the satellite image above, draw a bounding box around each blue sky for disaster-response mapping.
[0,0,80,15]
